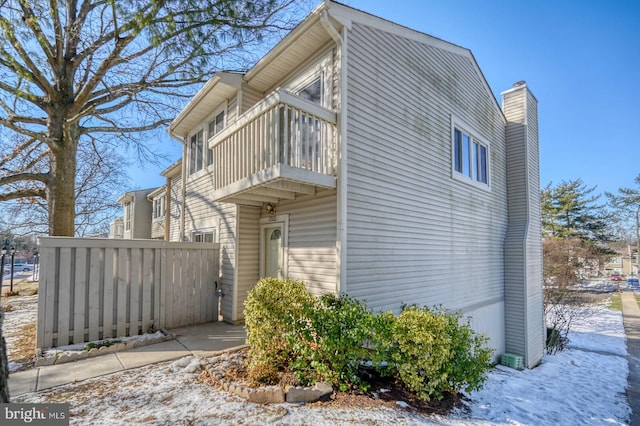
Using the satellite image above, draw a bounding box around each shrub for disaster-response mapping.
[440,309,494,394]
[244,278,316,369]
[389,306,452,401]
[288,293,375,390]
[247,362,280,386]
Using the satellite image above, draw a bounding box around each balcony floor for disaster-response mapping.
[212,164,336,205]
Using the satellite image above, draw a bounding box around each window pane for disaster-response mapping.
[195,130,203,171]
[297,78,322,105]
[215,111,224,133]
[480,145,488,184]
[189,134,197,174]
[462,133,470,177]
[454,129,462,173]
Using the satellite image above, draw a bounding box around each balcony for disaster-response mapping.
[210,89,337,205]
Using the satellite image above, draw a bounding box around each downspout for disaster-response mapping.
[321,9,347,295]
[164,176,171,241]
[168,130,188,242]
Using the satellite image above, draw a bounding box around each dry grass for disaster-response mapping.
[5,319,37,368]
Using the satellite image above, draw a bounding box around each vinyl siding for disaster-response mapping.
[234,205,260,321]
[168,174,182,242]
[502,85,543,367]
[279,189,337,296]
[344,23,507,353]
[183,170,237,322]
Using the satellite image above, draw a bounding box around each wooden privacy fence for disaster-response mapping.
[36,237,220,350]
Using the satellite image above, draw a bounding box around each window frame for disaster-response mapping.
[188,129,205,176]
[191,228,216,243]
[124,202,132,231]
[451,117,491,191]
[152,194,165,220]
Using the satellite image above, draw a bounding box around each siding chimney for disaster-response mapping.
[501,82,544,368]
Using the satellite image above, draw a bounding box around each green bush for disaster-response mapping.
[244,278,494,402]
[440,309,494,395]
[244,278,316,369]
[288,293,375,390]
[389,306,452,401]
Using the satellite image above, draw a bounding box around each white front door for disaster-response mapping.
[263,225,282,278]
[261,219,287,279]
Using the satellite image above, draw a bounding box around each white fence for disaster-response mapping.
[37,237,220,350]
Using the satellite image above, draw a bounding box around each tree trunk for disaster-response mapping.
[47,119,78,237]
[0,309,10,402]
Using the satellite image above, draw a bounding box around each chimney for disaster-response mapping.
[501,82,544,368]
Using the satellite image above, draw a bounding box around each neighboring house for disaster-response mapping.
[604,250,638,276]
[148,186,167,240]
[116,188,157,239]
[108,217,124,239]
[166,1,543,367]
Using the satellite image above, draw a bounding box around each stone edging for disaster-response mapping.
[34,329,175,367]
[205,349,333,404]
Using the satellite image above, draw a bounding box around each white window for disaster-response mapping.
[188,129,206,175]
[153,194,165,220]
[206,110,224,167]
[297,77,322,105]
[124,202,132,231]
[191,229,216,243]
[452,120,489,187]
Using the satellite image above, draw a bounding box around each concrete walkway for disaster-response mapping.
[8,322,246,397]
[622,290,640,426]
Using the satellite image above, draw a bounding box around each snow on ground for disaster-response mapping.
[6,295,633,425]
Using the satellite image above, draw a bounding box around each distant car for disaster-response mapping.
[3,263,32,272]
[611,273,623,281]
[628,276,639,286]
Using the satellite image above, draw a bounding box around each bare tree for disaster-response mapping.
[606,174,640,269]
[0,141,129,237]
[0,0,311,236]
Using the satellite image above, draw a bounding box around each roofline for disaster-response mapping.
[161,158,182,177]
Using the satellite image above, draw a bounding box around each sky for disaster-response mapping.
[9,290,631,424]
[129,0,640,199]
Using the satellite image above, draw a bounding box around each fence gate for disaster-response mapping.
[36,237,220,350]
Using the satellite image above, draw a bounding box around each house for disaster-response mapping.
[166,1,543,368]
[115,188,157,239]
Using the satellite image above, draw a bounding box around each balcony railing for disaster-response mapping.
[210,89,337,193]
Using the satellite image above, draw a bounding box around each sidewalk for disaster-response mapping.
[8,322,246,397]
[622,290,640,426]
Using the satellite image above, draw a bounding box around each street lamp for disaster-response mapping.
[0,246,5,297]
[9,246,16,293]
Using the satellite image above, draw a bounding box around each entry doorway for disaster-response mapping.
[260,215,288,279]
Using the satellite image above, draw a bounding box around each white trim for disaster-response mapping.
[450,115,492,192]
[336,25,347,295]
[259,214,289,279]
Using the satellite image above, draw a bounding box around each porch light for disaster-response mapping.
[1,246,5,256]
[265,203,275,216]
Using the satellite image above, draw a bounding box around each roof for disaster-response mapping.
[168,0,504,137]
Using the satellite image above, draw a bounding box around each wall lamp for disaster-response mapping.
[265,203,275,216]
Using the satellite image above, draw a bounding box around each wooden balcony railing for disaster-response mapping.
[210,89,337,191]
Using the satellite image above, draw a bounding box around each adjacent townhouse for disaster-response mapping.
[164,1,543,367]
[114,188,157,239]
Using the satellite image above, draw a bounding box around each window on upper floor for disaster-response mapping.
[207,110,225,166]
[152,194,165,220]
[297,77,322,105]
[452,121,489,187]
[124,202,132,231]
[189,129,206,175]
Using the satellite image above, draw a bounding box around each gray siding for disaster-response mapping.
[183,171,238,322]
[502,85,543,368]
[279,190,337,296]
[168,174,182,242]
[234,205,260,321]
[241,85,263,114]
[344,23,507,352]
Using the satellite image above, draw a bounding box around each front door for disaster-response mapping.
[260,215,288,278]
[261,221,285,278]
